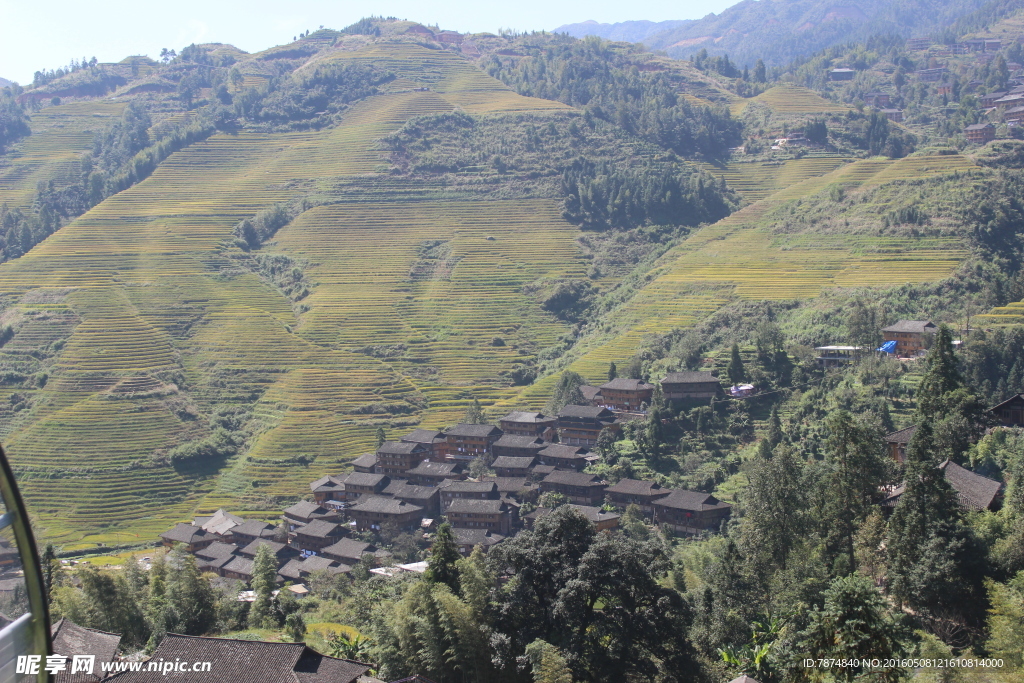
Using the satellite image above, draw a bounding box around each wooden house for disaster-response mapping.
[341,472,390,501]
[491,434,547,459]
[445,498,512,534]
[491,455,537,477]
[660,371,720,402]
[539,471,606,506]
[498,411,557,439]
[864,91,891,107]
[882,460,1003,511]
[228,519,275,546]
[350,452,378,473]
[440,480,499,511]
[594,378,654,413]
[991,394,1024,426]
[283,501,339,529]
[349,496,423,532]
[388,481,441,517]
[309,475,345,504]
[160,523,215,553]
[885,425,917,462]
[524,504,620,532]
[451,528,505,555]
[376,441,428,475]
[652,490,732,535]
[965,122,996,144]
[400,428,449,461]
[289,519,347,554]
[604,479,670,515]
[882,320,937,356]
[535,443,591,471]
[322,537,376,565]
[445,423,503,461]
[829,68,855,81]
[406,460,464,486]
[128,634,370,683]
[556,405,618,446]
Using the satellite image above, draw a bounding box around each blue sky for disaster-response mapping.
[0,0,737,84]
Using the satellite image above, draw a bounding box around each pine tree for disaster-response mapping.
[607,361,617,381]
[375,425,386,448]
[464,398,486,424]
[754,59,767,83]
[426,523,462,594]
[727,343,746,385]
[916,324,962,418]
[766,406,783,447]
[249,544,278,629]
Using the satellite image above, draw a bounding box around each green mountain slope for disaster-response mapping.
[0,22,1007,548]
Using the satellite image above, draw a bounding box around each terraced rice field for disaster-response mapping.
[701,156,851,203]
[322,42,570,114]
[0,41,590,545]
[0,101,126,210]
[507,154,977,399]
[732,84,851,116]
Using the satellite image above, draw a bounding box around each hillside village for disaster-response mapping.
[155,317,1016,594]
[4,7,1024,682]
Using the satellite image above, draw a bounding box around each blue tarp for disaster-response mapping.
[878,340,897,354]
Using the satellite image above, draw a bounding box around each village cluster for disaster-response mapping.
[158,371,734,587]
[153,318,1024,593]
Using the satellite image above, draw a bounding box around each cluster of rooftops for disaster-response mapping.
[160,401,738,587]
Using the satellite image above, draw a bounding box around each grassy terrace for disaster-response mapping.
[508,153,978,406]
[0,41,586,546]
[0,101,127,210]
[731,84,850,116]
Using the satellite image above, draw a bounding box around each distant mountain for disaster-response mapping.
[0,77,13,88]
[560,0,994,66]
[552,19,691,43]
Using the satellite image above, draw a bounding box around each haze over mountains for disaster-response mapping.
[555,0,994,65]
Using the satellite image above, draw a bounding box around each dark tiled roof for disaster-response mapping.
[499,411,552,423]
[222,556,255,577]
[882,320,936,333]
[309,475,344,494]
[350,452,377,468]
[885,425,918,444]
[452,528,505,547]
[493,434,546,448]
[406,461,460,477]
[482,477,534,493]
[537,444,589,460]
[605,478,666,496]
[991,393,1024,411]
[298,555,350,575]
[390,483,438,501]
[532,464,556,476]
[557,405,614,420]
[239,538,287,557]
[401,428,445,443]
[342,472,388,488]
[294,519,343,539]
[654,489,731,512]
[446,499,505,514]
[376,440,426,455]
[940,460,1003,510]
[542,471,604,487]
[661,371,718,384]
[195,542,239,560]
[106,633,370,683]
[443,481,497,494]
[446,423,502,438]
[492,456,537,469]
[51,618,121,683]
[580,385,601,401]
[160,523,212,545]
[568,504,620,523]
[381,478,410,496]
[966,122,995,130]
[278,558,304,581]
[230,519,274,538]
[351,496,422,515]
[599,378,653,391]
[283,500,325,519]
[322,538,375,562]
